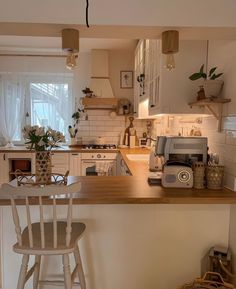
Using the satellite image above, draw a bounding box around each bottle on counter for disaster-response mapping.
[123,117,138,147]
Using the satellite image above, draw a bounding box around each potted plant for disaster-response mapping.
[189,64,224,98]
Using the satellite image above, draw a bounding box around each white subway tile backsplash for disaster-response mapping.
[226,133,236,145]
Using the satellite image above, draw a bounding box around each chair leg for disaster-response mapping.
[63,254,72,289]
[74,246,86,289]
[17,254,29,289]
[33,255,41,289]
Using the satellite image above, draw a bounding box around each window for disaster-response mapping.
[0,73,74,143]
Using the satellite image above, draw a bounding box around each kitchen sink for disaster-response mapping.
[126,154,149,161]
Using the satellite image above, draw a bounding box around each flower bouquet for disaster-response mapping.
[22,126,65,184]
[22,125,65,151]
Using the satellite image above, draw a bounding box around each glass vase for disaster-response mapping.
[35,151,52,184]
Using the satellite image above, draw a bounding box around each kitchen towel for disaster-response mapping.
[95,161,112,176]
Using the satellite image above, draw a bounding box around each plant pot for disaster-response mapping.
[203,80,224,98]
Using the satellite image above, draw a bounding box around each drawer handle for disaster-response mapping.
[72,153,79,156]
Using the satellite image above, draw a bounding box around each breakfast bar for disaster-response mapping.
[0,148,235,205]
[0,148,235,289]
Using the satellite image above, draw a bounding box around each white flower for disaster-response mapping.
[22,125,65,151]
[38,139,46,147]
[35,127,45,136]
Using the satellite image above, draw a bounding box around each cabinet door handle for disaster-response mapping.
[3,153,5,161]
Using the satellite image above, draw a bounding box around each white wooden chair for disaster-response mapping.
[0,182,86,289]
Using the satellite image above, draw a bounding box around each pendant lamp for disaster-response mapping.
[162,30,179,71]
[62,28,79,70]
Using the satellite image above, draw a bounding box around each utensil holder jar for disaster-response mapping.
[206,165,224,190]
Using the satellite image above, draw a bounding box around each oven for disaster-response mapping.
[81,153,117,176]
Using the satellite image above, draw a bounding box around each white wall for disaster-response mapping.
[2,204,230,289]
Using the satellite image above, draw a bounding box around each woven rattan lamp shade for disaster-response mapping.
[162,30,179,54]
[62,28,79,53]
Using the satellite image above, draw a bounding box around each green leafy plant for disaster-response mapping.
[72,108,84,124]
[189,64,223,81]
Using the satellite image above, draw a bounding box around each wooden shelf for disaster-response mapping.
[188,98,231,132]
[82,97,118,109]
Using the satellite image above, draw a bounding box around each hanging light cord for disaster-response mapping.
[86,0,90,27]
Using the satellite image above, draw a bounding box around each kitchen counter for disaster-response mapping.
[0,147,235,205]
[0,145,119,153]
[0,147,233,289]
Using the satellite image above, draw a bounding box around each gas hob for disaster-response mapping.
[82,144,117,150]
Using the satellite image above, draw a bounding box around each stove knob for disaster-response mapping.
[103,155,106,158]
[92,155,94,158]
[97,154,101,158]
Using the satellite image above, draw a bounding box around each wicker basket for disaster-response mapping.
[178,272,235,289]
[192,162,205,189]
[206,165,224,190]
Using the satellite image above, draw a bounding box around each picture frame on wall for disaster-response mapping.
[120,71,133,89]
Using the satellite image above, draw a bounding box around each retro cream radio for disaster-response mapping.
[161,162,193,188]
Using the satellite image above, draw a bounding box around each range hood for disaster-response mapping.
[90,49,115,98]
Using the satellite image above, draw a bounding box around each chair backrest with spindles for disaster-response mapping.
[0,182,81,249]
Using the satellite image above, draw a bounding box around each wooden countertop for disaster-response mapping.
[0,147,236,205]
[0,145,119,153]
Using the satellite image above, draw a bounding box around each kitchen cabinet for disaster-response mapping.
[134,40,149,118]
[134,39,208,117]
[146,40,161,115]
[0,152,35,185]
[69,153,81,176]
[51,152,69,175]
[116,153,131,176]
[0,154,8,185]
[0,151,80,182]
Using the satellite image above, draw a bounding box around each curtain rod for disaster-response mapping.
[0,54,67,58]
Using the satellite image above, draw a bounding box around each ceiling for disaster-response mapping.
[0,0,236,53]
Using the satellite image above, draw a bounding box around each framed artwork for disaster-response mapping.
[120,71,133,89]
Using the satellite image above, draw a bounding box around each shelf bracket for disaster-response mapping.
[188,98,230,132]
[205,104,223,132]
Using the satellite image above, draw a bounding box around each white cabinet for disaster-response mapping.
[51,152,81,176]
[0,151,81,181]
[116,154,131,176]
[134,39,208,117]
[134,40,150,118]
[0,152,35,185]
[51,152,69,175]
[146,40,161,115]
[69,153,81,176]
[0,153,8,185]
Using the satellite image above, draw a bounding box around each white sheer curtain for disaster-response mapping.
[29,74,74,140]
[0,74,25,146]
[0,72,74,144]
